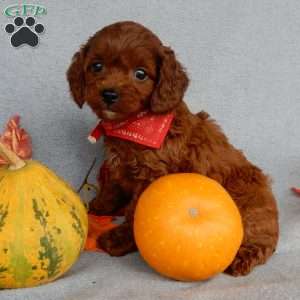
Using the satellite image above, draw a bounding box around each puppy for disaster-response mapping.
[67,21,279,276]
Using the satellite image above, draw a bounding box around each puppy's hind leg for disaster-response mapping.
[224,168,279,276]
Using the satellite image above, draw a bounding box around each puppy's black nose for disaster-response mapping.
[101,89,119,105]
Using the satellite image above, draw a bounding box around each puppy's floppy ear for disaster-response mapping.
[66,48,86,108]
[150,46,189,114]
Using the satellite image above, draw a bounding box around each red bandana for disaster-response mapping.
[88,111,174,149]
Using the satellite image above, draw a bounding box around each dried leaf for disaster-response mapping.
[0,115,32,165]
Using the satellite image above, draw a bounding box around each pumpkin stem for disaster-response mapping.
[0,141,26,170]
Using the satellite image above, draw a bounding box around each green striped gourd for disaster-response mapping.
[0,142,88,288]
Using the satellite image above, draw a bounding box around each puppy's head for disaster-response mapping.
[67,21,189,120]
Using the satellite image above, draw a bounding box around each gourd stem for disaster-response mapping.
[0,141,26,170]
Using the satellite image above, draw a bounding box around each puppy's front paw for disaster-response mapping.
[97,223,137,256]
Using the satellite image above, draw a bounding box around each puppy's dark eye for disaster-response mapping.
[134,68,148,81]
[91,62,103,73]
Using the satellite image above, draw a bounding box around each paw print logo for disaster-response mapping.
[5,17,45,47]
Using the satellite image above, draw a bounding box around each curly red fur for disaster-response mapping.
[67,21,279,276]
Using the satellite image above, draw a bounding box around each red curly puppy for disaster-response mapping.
[67,21,279,276]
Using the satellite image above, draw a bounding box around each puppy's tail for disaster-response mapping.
[197,110,210,120]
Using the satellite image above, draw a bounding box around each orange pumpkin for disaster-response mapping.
[134,173,243,281]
